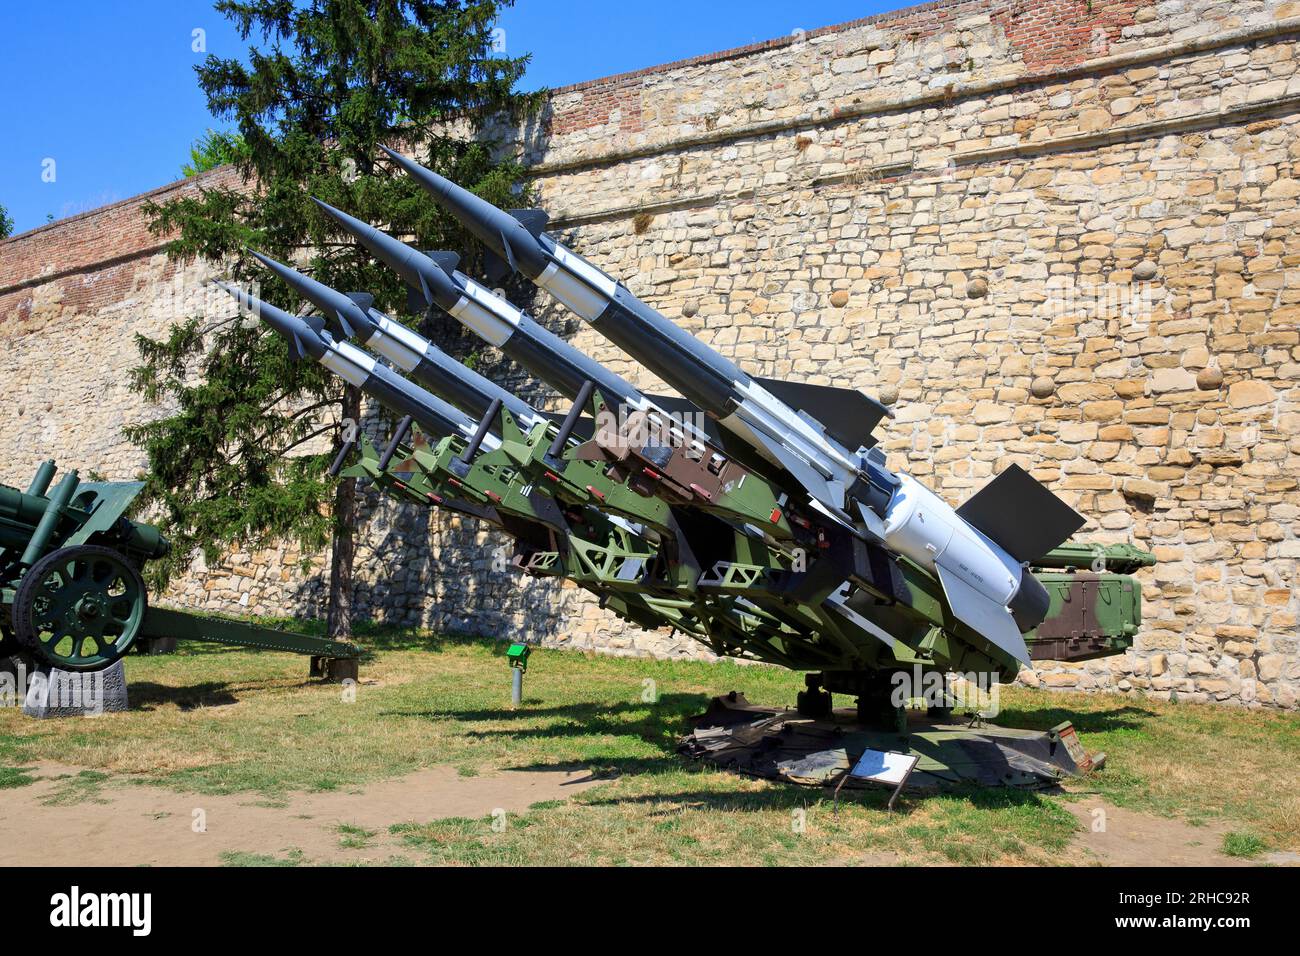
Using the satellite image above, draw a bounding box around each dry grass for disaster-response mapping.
[0,628,1295,865]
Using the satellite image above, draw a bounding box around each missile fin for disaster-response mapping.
[956,464,1086,563]
[500,232,518,272]
[854,501,886,541]
[479,249,508,284]
[287,333,309,363]
[334,309,356,339]
[754,376,891,450]
[934,562,1031,666]
[824,586,897,651]
[752,436,847,514]
[480,232,520,284]
[421,251,460,277]
[509,209,550,238]
[404,284,429,317]
[346,292,375,311]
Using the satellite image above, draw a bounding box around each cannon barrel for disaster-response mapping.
[2,464,171,569]
[26,459,57,496]
[18,472,80,566]
[0,483,62,552]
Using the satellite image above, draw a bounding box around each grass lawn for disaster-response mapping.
[0,626,1296,865]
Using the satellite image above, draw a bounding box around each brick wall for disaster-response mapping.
[2,0,1298,707]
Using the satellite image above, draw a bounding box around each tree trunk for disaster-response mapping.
[327,385,361,642]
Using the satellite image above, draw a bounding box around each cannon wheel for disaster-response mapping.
[12,544,147,671]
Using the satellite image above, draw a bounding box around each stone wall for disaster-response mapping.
[2,0,1298,707]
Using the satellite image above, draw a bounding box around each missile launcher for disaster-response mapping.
[224,161,1158,787]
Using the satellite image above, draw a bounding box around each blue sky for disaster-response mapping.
[0,1,895,237]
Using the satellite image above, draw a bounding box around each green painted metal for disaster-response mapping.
[345,404,1155,690]
[12,544,147,670]
[506,642,530,671]
[141,606,362,659]
[2,461,362,673]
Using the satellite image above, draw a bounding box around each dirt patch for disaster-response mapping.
[1063,799,1266,867]
[0,761,603,866]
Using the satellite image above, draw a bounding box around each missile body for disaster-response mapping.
[213,281,498,454]
[249,251,544,433]
[311,199,651,413]
[224,280,847,660]
[311,203,760,515]
[379,151,1088,665]
[378,147,877,517]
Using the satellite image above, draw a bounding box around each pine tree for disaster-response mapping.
[182,129,250,177]
[128,0,540,640]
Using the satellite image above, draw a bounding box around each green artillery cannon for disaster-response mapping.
[2,461,362,678]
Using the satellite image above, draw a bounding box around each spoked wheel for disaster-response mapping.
[12,545,147,671]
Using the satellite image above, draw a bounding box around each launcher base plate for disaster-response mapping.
[678,692,1102,792]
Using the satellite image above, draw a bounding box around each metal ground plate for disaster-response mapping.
[679,693,1100,791]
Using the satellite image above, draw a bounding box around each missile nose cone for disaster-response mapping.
[210,279,259,313]
[378,145,444,194]
[211,279,328,362]
[379,147,549,280]
[311,196,371,237]
[246,247,375,342]
[378,146,464,211]
[378,147,470,213]
[311,197,460,312]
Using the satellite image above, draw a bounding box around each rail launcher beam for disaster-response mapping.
[348,399,1152,683]
[1,462,362,679]
[349,417,1151,790]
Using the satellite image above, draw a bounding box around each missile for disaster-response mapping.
[247,250,545,432]
[384,151,1091,666]
[309,198,651,413]
[378,146,889,516]
[212,281,497,453]
[311,200,750,492]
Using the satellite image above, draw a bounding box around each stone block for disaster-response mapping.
[21,660,128,719]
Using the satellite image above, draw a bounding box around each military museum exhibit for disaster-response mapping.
[214,153,1159,789]
[0,0,1295,918]
[1,461,361,679]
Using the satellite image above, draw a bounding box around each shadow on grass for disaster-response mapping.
[146,624,506,665]
[990,703,1156,735]
[128,681,242,711]
[235,620,508,657]
[577,781,892,814]
[526,758,1065,817]
[505,754,687,780]
[384,693,711,751]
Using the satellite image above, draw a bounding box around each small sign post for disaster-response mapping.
[834,748,920,813]
[506,643,530,708]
